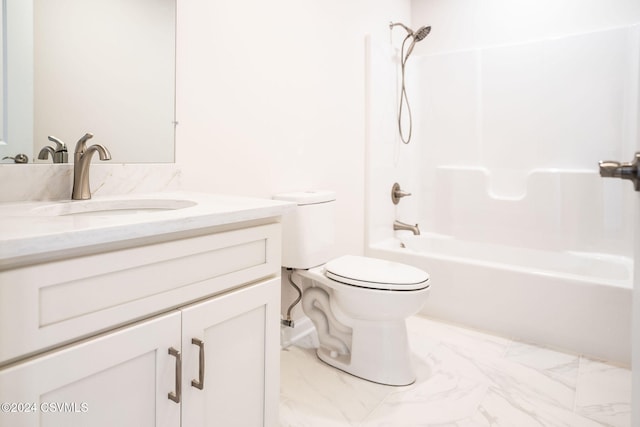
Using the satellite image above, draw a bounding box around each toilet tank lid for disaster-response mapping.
[273,190,336,205]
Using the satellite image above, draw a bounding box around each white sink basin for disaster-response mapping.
[30,198,198,217]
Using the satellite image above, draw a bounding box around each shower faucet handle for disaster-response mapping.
[391,182,412,204]
[598,152,640,191]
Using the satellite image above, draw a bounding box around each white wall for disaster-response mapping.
[176,0,410,258]
[412,0,640,54]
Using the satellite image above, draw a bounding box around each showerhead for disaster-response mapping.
[389,22,431,60]
[413,25,431,41]
[404,26,431,59]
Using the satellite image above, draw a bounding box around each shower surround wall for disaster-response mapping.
[413,24,638,257]
[366,3,639,365]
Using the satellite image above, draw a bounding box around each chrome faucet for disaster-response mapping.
[72,132,111,200]
[393,220,421,235]
[38,136,69,163]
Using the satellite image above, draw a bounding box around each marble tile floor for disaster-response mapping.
[280,315,632,427]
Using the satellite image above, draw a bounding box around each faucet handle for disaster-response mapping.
[391,182,412,205]
[78,132,94,143]
[45,136,69,163]
[47,135,67,150]
[3,154,29,163]
[74,132,94,153]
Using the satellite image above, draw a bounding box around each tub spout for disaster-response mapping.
[394,220,420,235]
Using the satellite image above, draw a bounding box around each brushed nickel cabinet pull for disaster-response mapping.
[191,338,205,390]
[168,347,182,403]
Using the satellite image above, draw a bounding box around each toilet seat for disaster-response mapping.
[324,255,430,291]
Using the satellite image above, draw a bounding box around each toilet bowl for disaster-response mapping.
[273,191,431,385]
[296,255,429,385]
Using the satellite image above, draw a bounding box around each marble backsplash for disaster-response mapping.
[0,163,182,202]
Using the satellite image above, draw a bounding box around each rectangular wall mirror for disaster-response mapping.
[1,0,176,164]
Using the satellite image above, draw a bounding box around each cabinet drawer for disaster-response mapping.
[0,223,281,365]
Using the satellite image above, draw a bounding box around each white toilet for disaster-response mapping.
[274,191,430,386]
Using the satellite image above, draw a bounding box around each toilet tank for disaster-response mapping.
[273,191,336,269]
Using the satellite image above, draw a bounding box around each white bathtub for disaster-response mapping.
[367,234,633,365]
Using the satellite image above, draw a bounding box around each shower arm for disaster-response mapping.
[389,22,413,35]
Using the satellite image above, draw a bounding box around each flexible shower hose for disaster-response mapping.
[398,34,414,144]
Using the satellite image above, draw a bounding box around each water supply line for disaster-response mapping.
[282,269,302,328]
[389,22,431,144]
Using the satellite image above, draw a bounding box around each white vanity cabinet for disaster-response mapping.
[0,196,289,427]
[0,278,279,427]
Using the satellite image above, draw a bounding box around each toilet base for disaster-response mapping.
[316,319,416,386]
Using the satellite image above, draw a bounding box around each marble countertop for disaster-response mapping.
[0,191,295,269]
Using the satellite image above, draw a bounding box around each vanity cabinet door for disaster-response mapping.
[180,278,280,427]
[0,311,181,427]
